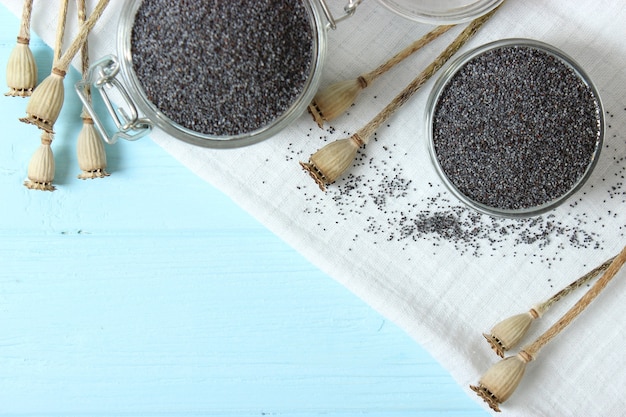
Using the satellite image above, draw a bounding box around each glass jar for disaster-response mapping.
[426,39,604,218]
[76,0,361,148]
[376,0,504,24]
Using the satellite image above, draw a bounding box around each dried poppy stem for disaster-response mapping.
[20,0,110,133]
[76,0,88,95]
[75,0,109,179]
[5,0,37,97]
[484,256,615,357]
[471,244,626,412]
[538,257,615,310]
[53,0,69,63]
[300,4,501,190]
[308,24,454,127]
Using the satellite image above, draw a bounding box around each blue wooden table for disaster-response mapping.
[0,6,489,416]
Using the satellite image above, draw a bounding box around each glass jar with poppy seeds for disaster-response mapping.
[77,0,362,148]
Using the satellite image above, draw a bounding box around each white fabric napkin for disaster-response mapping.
[6,0,626,414]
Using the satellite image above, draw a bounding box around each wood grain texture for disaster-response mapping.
[0,5,488,416]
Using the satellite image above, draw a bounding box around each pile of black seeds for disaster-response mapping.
[432,45,602,211]
[131,0,314,136]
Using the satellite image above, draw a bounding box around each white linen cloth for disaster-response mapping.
[5,0,626,415]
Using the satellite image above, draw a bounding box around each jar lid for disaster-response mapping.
[376,0,504,24]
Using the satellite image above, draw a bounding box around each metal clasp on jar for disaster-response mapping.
[318,0,363,29]
[75,55,153,144]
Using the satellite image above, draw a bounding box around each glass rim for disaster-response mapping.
[376,0,504,24]
[425,38,605,218]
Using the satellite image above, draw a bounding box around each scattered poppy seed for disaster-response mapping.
[293,132,611,266]
[131,0,314,136]
[432,45,602,212]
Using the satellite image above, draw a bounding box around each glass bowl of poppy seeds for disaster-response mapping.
[116,0,327,148]
[426,39,604,218]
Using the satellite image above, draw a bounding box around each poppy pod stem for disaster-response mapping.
[55,0,110,74]
[472,244,626,412]
[538,256,615,312]
[5,0,37,97]
[523,246,626,359]
[300,5,501,189]
[16,0,34,48]
[362,24,454,85]
[308,24,454,127]
[483,256,615,357]
[355,6,498,142]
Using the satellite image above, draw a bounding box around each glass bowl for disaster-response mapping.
[376,0,504,24]
[426,39,604,218]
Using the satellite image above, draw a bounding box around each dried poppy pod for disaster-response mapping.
[472,245,626,412]
[20,68,66,132]
[6,0,37,97]
[470,352,530,412]
[5,37,37,97]
[308,77,366,128]
[300,135,363,190]
[24,131,56,191]
[77,115,109,179]
[483,311,538,358]
[483,256,614,357]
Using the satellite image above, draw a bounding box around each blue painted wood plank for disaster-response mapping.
[1,234,487,416]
